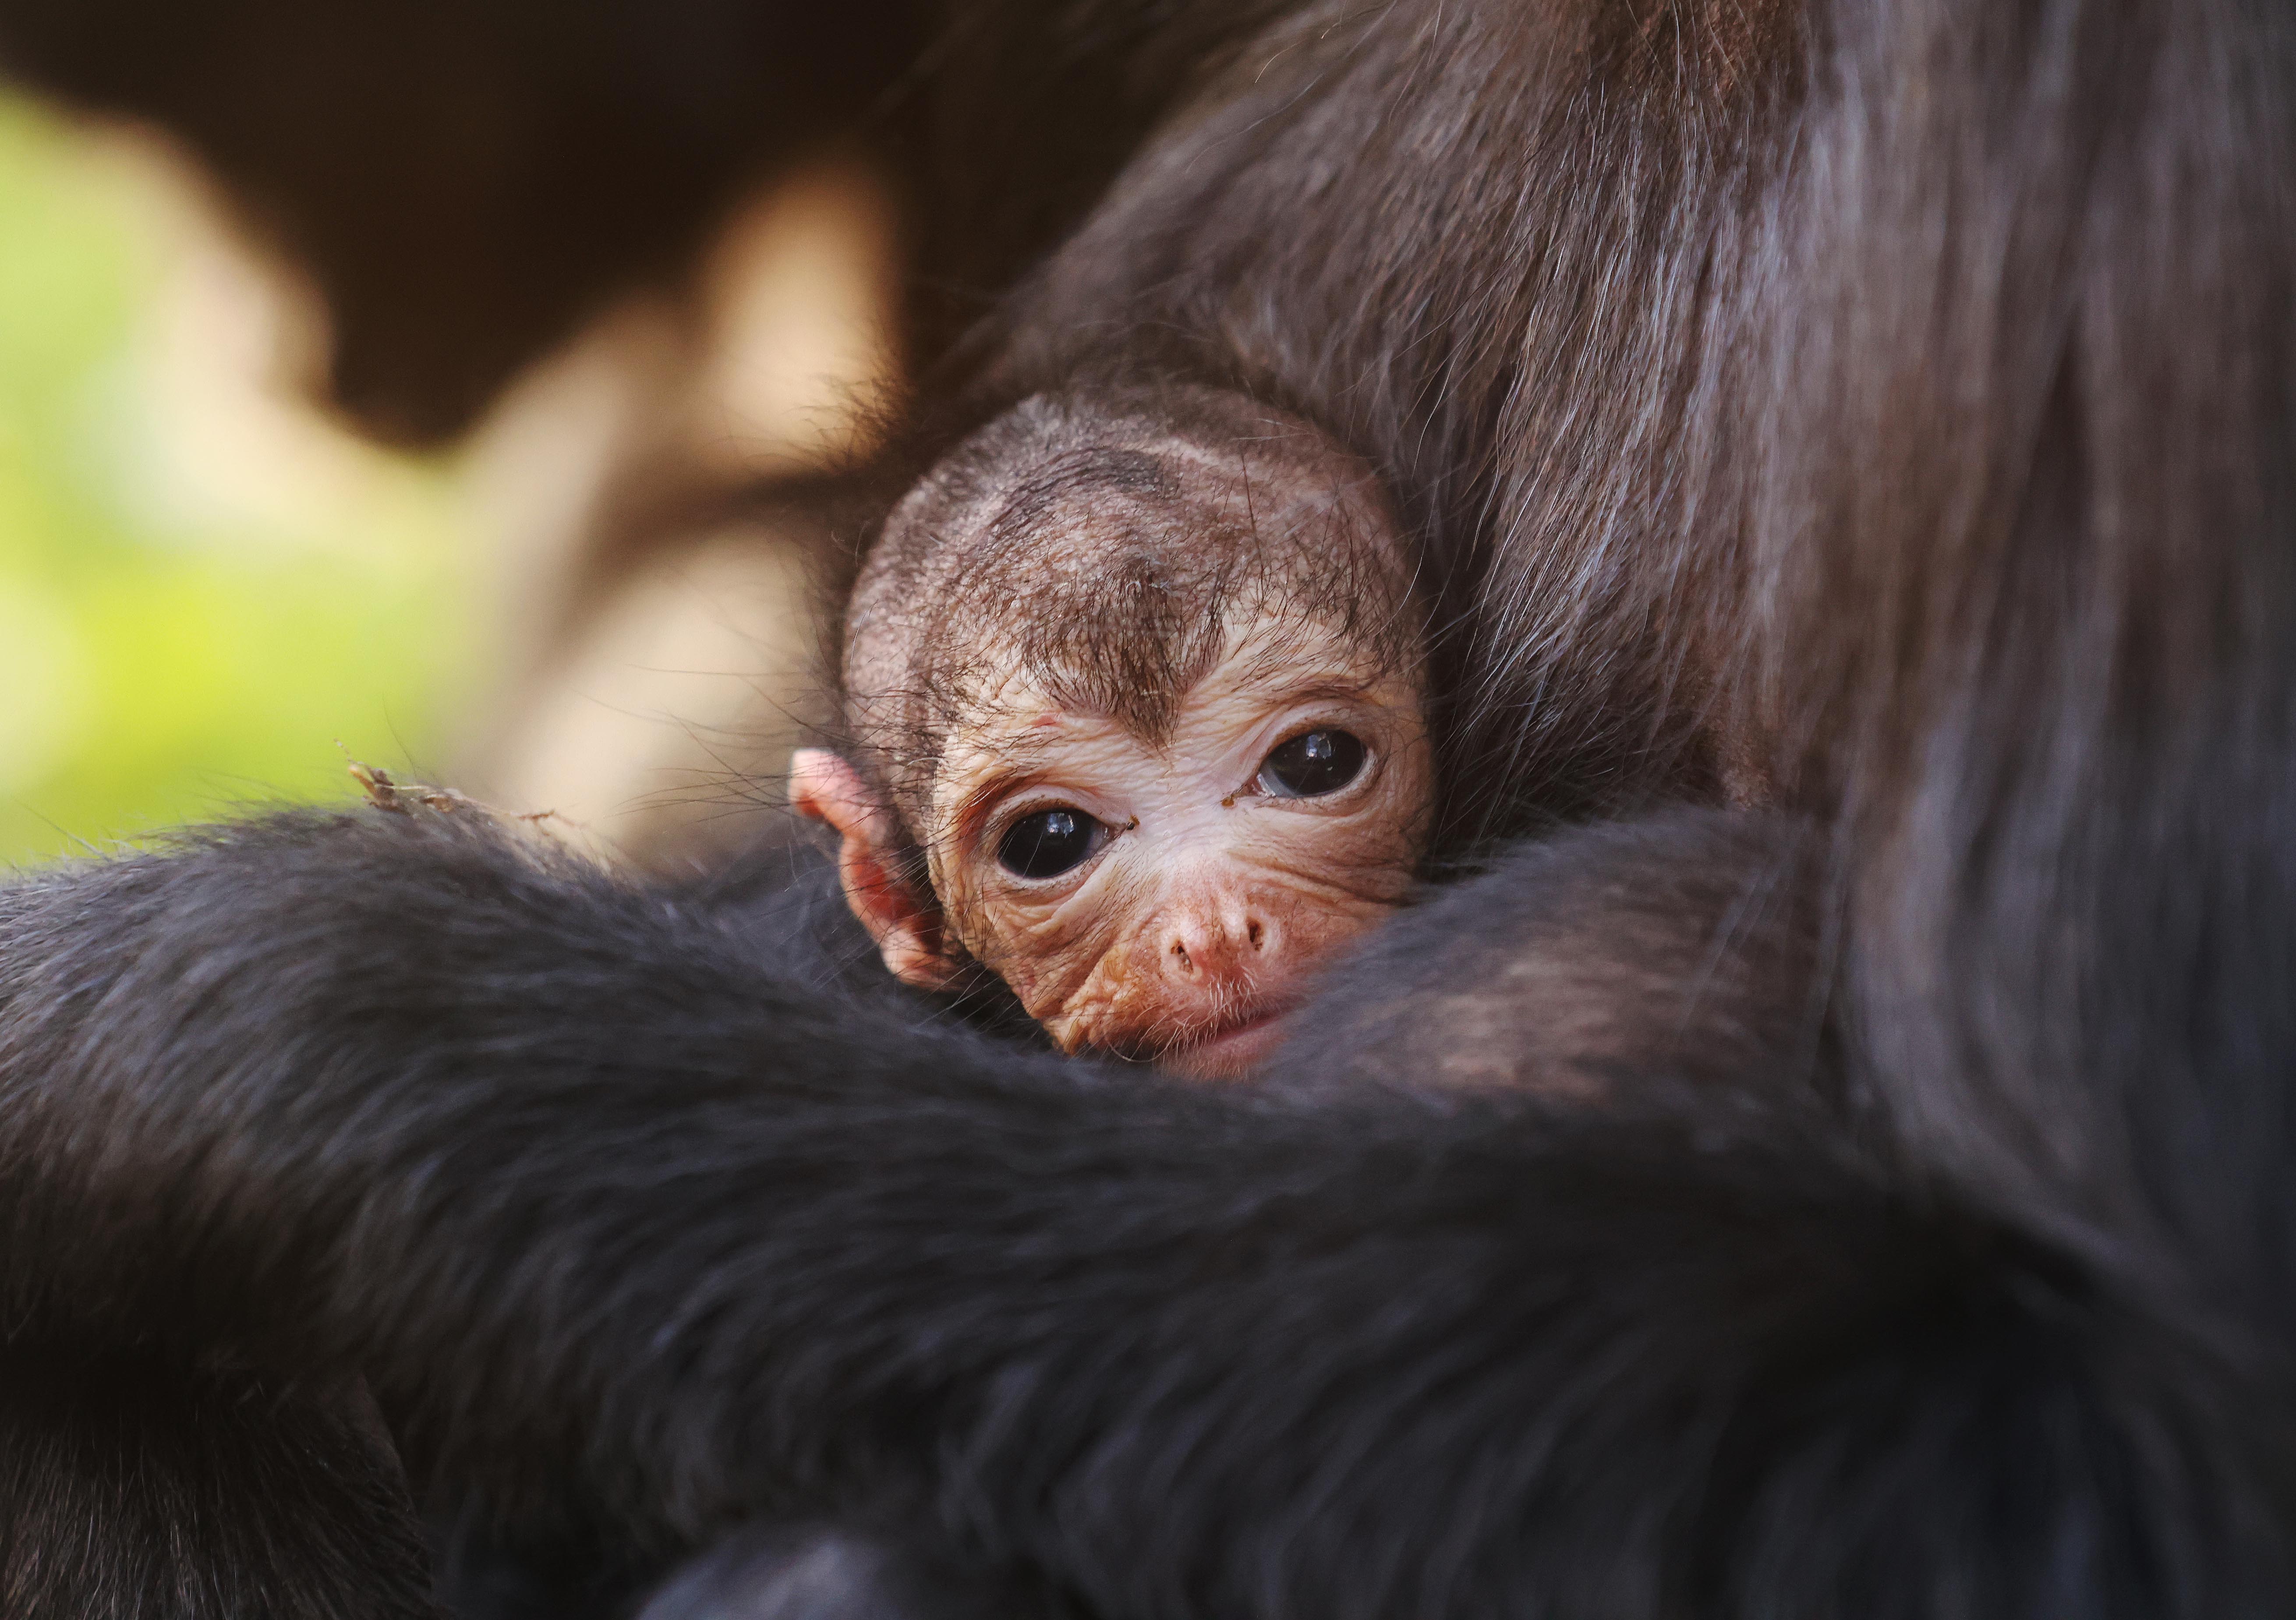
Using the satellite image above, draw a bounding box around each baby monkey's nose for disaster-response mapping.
[1161,897,1271,982]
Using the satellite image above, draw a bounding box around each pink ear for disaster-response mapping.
[788,750,956,990]
[789,749,887,840]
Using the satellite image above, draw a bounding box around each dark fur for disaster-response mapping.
[1274,811,1832,1100]
[633,1524,1071,1620]
[0,1348,439,1618]
[0,805,2274,1618]
[0,0,2292,1615]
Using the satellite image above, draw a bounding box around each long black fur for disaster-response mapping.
[0,1348,439,1619]
[0,804,2281,1617]
[0,0,2292,1615]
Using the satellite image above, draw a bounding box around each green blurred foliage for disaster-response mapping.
[0,95,467,867]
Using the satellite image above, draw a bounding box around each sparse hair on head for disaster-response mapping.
[839,386,1424,838]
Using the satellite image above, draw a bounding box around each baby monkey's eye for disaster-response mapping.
[997,808,1107,880]
[1258,729,1368,799]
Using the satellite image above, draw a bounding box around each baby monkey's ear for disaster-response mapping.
[789,749,959,991]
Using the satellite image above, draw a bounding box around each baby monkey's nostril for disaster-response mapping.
[1246,919,1265,950]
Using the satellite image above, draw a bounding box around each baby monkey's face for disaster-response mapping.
[925,620,1431,1079]
[798,386,1431,1080]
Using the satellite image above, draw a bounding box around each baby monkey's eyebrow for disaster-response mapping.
[1228,670,1397,705]
[941,727,1090,844]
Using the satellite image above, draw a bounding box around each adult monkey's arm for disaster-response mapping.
[0,806,2250,1620]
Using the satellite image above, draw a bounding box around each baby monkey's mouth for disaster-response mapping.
[1104,997,1296,1082]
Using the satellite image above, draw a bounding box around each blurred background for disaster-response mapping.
[0,85,895,870]
[0,92,466,864]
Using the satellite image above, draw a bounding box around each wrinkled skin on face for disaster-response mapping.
[923,621,1431,1079]
[794,386,1432,1080]
[793,616,1431,1079]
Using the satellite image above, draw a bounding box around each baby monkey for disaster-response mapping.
[792,388,1432,1080]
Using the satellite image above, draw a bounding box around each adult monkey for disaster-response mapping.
[0,1,2292,1619]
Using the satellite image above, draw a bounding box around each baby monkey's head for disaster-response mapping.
[794,388,1431,1079]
